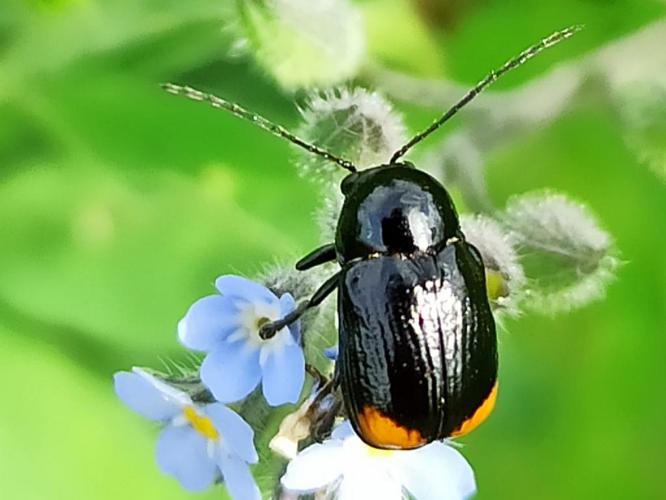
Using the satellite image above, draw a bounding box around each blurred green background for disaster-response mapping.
[1,0,665,499]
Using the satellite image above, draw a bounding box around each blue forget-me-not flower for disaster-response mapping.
[281,421,476,500]
[178,275,305,406]
[114,368,260,499]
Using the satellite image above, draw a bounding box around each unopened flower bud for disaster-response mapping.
[502,191,619,314]
[461,214,525,315]
[229,0,365,90]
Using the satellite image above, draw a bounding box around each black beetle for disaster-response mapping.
[311,163,497,448]
[163,26,579,449]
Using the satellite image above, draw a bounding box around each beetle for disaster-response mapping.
[163,26,579,449]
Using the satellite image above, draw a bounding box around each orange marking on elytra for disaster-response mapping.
[357,406,427,450]
[451,382,498,438]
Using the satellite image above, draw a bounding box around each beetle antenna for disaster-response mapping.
[161,83,358,174]
[389,25,583,163]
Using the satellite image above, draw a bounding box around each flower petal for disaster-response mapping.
[331,420,354,441]
[281,442,344,493]
[216,275,277,304]
[113,370,184,421]
[155,425,217,492]
[337,468,403,500]
[261,336,305,406]
[279,293,300,341]
[200,341,261,403]
[324,344,339,360]
[279,292,296,313]
[178,295,239,352]
[391,442,476,500]
[218,455,261,500]
[205,403,258,463]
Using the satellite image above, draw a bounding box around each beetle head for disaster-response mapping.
[340,162,416,196]
[335,163,460,263]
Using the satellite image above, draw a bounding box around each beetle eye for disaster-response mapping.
[341,172,360,195]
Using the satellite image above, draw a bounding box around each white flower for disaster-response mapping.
[281,422,476,500]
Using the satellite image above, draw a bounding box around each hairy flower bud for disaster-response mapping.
[502,192,619,314]
[299,88,407,176]
[229,0,365,90]
[297,88,407,239]
[461,214,525,315]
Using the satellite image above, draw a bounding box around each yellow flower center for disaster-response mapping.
[183,406,218,440]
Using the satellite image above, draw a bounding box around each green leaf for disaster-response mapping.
[0,163,301,355]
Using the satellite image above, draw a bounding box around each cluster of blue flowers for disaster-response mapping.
[114,275,476,500]
[115,276,303,499]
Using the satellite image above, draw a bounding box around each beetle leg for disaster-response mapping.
[295,243,337,271]
[259,272,339,339]
[270,378,343,453]
[307,380,344,442]
[305,364,328,385]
